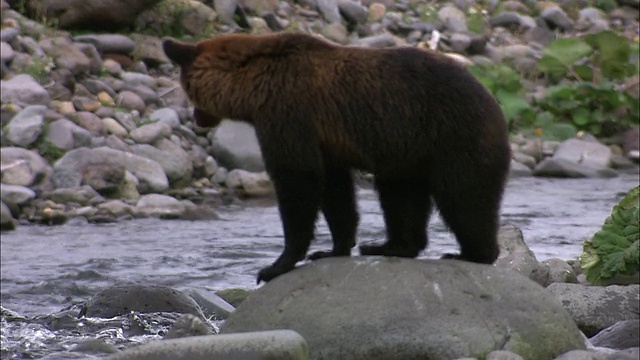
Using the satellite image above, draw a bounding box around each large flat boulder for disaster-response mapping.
[222,257,586,360]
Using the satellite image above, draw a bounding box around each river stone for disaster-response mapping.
[164,314,213,339]
[225,169,274,197]
[45,118,93,150]
[115,90,146,112]
[589,320,640,350]
[546,283,640,337]
[105,330,308,360]
[1,41,14,63]
[73,34,136,54]
[148,107,180,129]
[79,284,205,319]
[129,122,171,144]
[4,105,46,147]
[53,147,169,193]
[131,139,192,186]
[533,157,618,178]
[0,74,51,106]
[0,147,52,187]
[135,193,186,218]
[39,36,91,76]
[81,163,126,195]
[186,289,236,320]
[495,225,549,286]
[209,120,264,172]
[437,5,468,32]
[48,185,102,206]
[222,257,585,359]
[0,184,36,207]
[540,6,573,31]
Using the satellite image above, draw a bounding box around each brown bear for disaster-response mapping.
[163,32,512,283]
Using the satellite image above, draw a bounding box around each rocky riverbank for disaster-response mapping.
[1,0,638,231]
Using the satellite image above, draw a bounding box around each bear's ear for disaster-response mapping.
[163,39,198,66]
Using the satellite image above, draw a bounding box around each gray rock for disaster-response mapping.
[136,194,186,218]
[186,289,235,320]
[122,84,160,106]
[225,169,273,197]
[115,90,146,112]
[486,350,524,360]
[353,33,398,48]
[542,258,578,286]
[105,330,308,360]
[0,74,51,106]
[0,26,18,43]
[438,6,468,32]
[338,0,369,24]
[540,6,573,31]
[489,12,523,30]
[97,199,136,216]
[547,283,640,337]
[209,120,264,172]
[0,41,14,64]
[554,138,612,167]
[589,320,639,350]
[101,118,128,137]
[135,0,217,38]
[533,158,618,178]
[322,22,349,44]
[213,0,238,27]
[81,79,117,98]
[129,33,170,66]
[448,33,472,53]
[120,72,157,88]
[53,147,169,193]
[48,185,102,206]
[164,314,213,339]
[129,122,172,144]
[512,151,537,169]
[75,42,103,75]
[495,225,550,286]
[0,201,17,231]
[81,163,126,195]
[45,118,93,150]
[0,184,36,207]
[73,34,136,54]
[317,0,342,23]
[131,139,192,186]
[4,105,45,147]
[39,36,91,76]
[222,258,585,359]
[553,350,600,360]
[80,284,205,319]
[113,111,138,132]
[509,160,533,177]
[148,108,180,129]
[0,147,52,187]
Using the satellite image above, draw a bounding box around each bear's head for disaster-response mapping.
[163,33,333,128]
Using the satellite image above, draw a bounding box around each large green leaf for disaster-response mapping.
[495,89,530,122]
[538,38,593,77]
[585,31,632,79]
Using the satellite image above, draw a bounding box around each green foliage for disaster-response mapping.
[535,82,639,137]
[21,55,55,84]
[581,186,640,285]
[37,140,66,163]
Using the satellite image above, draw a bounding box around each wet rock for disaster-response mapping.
[53,147,169,193]
[495,225,550,286]
[186,289,236,320]
[222,257,585,359]
[4,105,46,147]
[164,314,213,339]
[0,147,52,187]
[533,158,618,178]
[209,120,264,172]
[0,74,51,106]
[215,288,252,308]
[546,283,640,337]
[79,284,205,319]
[589,320,640,350]
[509,159,533,177]
[136,193,186,218]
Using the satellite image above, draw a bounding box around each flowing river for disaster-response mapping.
[1,172,638,359]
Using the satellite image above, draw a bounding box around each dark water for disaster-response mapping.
[1,173,638,358]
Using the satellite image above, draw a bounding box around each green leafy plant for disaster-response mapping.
[37,140,66,163]
[581,186,640,285]
[21,55,55,84]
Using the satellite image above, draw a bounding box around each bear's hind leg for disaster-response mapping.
[433,181,501,264]
[359,177,430,258]
[257,169,323,283]
[308,167,358,261]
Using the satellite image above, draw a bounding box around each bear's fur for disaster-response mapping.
[163,32,512,283]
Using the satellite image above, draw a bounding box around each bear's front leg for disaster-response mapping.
[257,169,323,283]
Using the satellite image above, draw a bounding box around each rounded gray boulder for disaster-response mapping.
[222,257,585,360]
